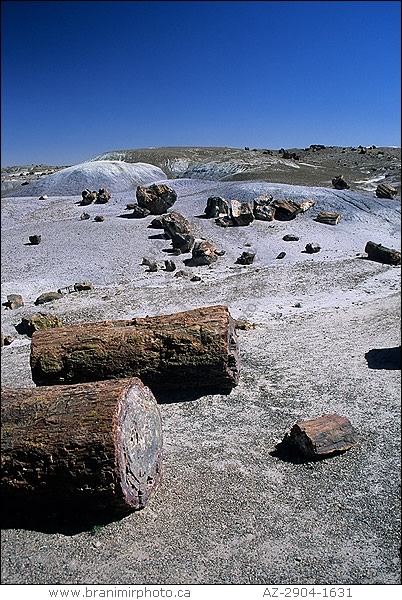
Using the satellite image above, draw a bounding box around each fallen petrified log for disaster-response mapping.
[375,183,398,199]
[1,378,162,518]
[277,414,358,459]
[364,241,401,265]
[315,211,341,225]
[30,306,240,391]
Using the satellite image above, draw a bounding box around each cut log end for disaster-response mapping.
[115,382,162,510]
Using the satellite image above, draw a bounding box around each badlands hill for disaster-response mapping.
[2,160,166,197]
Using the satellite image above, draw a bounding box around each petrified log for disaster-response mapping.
[30,306,240,390]
[271,199,301,221]
[1,378,162,517]
[364,241,401,265]
[315,211,342,225]
[279,414,358,459]
[375,183,398,199]
[332,175,350,190]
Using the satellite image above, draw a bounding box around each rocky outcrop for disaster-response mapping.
[136,184,177,215]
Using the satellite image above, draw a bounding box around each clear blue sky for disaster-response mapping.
[1,0,401,166]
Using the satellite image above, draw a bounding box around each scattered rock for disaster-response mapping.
[204,196,230,218]
[215,249,226,256]
[96,188,111,203]
[190,275,202,282]
[253,195,275,221]
[191,240,219,266]
[94,215,105,222]
[147,262,158,272]
[277,414,358,459]
[136,183,177,215]
[294,302,302,308]
[215,216,234,228]
[276,252,286,259]
[73,282,94,292]
[375,183,398,199]
[299,199,315,212]
[281,149,300,160]
[309,144,326,151]
[315,211,342,225]
[236,251,256,265]
[164,260,176,272]
[1,335,15,346]
[304,243,321,254]
[39,195,48,200]
[29,234,42,245]
[3,294,24,310]
[34,291,63,305]
[126,203,137,210]
[230,200,255,226]
[81,189,97,205]
[19,313,63,337]
[332,175,350,190]
[80,212,90,220]
[271,199,301,221]
[161,211,192,237]
[148,217,165,229]
[174,270,192,279]
[171,233,195,253]
[283,234,299,241]
[130,204,151,218]
[364,241,401,265]
[235,319,255,330]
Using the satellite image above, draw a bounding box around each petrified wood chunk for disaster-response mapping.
[271,199,301,221]
[34,291,63,305]
[375,183,398,199]
[315,211,342,225]
[332,175,350,190]
[19,313,63,337]
[191,240,219,265]
[29,234,42,245]
[136,184,177,215]
[298,199,315,212]
[80,189,97,205]
[205,196,229,218]
[281,414,358,458]
[30,305,240,391]
[4,294,24,310]
[304,243,321,254]
[236,251,256,265]
[364,241,401,265]
[96,188,111,203]
[1,378,162,516]
[161,211,192,237]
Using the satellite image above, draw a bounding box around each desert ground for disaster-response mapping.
[1,147,401,585]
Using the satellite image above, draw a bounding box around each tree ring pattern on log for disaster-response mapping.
[115,382,163,510]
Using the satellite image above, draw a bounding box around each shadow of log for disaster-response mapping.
[0,497,132,535]
[365,346,401,370]
[153,386,232,405]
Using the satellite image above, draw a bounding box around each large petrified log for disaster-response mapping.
[1,378,162,517]
[365,241,401,265]
[30,306,240,390]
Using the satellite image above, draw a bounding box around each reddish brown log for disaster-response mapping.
[1,378,162,517]
[30,306,240,391]
[364,241,401,265]
[281,414,358,458]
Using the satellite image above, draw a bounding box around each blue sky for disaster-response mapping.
[1,1,401,166]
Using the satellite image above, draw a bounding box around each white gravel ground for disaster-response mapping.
[1,178,401,585]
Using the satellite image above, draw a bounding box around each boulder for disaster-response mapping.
[34,292,63,305]
[80,189,97,205]
[332,176,350,190]
[253,195,275,221]
[205,197,230,218]
[3,294,24,310]
[271,199,301,221]
[136,184,177,215]
[80,212,90,220]
[191,240,219,266]
[94,215,105,222]
[283,234,299,241]
[171,233,195,254]
[96,188,111,204]
[19,314,63,337]
[161,211,192,238]
[375,183,398,199]
[230,200,254,226]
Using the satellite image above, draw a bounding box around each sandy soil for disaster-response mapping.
[1,178,401,584]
